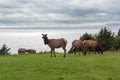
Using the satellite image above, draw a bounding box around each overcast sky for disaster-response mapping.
[0,0,120,28]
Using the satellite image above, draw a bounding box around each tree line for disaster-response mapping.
[80,27,120,51]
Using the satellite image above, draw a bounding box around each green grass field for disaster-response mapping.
[0,51,120,80]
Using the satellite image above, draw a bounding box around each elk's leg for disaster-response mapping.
[96,47,100,54]
[50,48,53,57]
[63,48,66,57]
[83,50,86,55]
[53,48,56,57]
[83,45,87,55]
[99,47,103,54]
[83,48,87,55]
[73,47,76,55]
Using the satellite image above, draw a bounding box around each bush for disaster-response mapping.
[113,36,120,50]
[0,44,11,55]
[113,30,120,50]
[96,27,114,51]
[80,32,96,40]
[118,29,120,36]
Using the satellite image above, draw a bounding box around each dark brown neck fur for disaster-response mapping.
[43,36,49,45]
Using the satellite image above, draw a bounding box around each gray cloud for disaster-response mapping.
[0,0,120,27]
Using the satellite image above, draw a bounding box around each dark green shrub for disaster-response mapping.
[113,29,120,50]
[80,32,95,40]
[118,29,120,36]
[96,27,114,51]
[113,36,120,50]
[0,44,11,55]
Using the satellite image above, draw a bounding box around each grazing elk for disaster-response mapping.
[42,34,67,57]
[27,49,36,53]
[18,48,27,54]
[18,48,36,54]
[83,40,103,54]
[68,40,85,55]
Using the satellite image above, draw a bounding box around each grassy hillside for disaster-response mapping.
[0,51,120,80]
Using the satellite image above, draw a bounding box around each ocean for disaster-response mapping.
[0,27,119,54]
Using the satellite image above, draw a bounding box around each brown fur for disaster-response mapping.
[68,40,85,55]
[83,40,103,54]
[18,48,27,54]
[42,34,67,57]
[18,48,36,54]
[27,49,36,53]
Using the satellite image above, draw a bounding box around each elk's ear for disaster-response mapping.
[42,34,44,36]
[45,34,47,36]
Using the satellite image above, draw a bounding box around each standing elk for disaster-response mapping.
[42,34,67,57]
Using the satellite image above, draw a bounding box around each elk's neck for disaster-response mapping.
[44,37,49,44]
